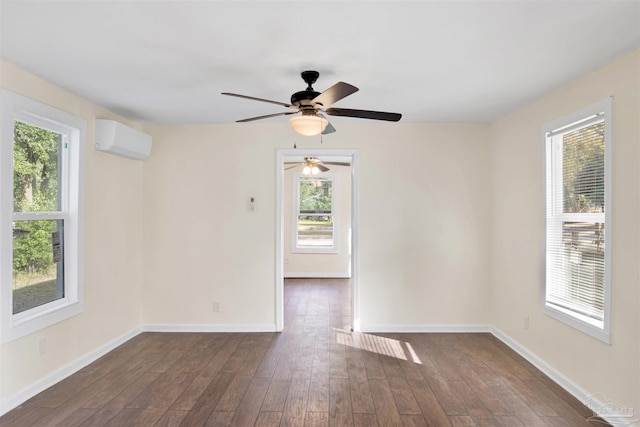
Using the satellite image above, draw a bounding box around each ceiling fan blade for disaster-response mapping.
[222,92,293,108]
[319,114,336,135]
[313,82,358,107]
[322,122,336,135]
[325,108,402,122]
[323,161,351,167]
[284,164,301,170]
[236,111,298,123]
[317,164,330,172]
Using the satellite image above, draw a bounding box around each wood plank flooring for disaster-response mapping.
[0,278,609,426]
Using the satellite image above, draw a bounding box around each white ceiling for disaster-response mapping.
[1,1,638,125]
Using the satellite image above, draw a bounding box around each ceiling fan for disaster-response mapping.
[222,71,401,136]
[285,157,351,175]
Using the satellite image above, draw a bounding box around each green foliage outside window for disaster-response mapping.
[297,177,334,246]
[299,178,332,214]
[563,122,605,213]
[13,121,61,277]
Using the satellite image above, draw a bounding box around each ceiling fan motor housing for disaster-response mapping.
[291,90,321,107]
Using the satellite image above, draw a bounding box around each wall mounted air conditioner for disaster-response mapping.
[95,119,152,160]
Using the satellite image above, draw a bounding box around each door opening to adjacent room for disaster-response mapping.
[276,148,359,332]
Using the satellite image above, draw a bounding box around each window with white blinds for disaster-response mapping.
[544,98,611,343]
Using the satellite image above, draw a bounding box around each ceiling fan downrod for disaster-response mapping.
[301,70,319,90]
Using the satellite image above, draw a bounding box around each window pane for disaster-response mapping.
[12,219,64,314]
[13,121,62,213]
[548,221,604,320]
[299,178,332,214]
[297,214,334,247]
[562,121,604,213]
[297,177,334,248]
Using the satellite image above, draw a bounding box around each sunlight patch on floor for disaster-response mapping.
[334,329,422,364]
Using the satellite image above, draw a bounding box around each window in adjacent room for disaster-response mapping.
[544,97,611,343]
[294,176,338,253]
[1,90,86,343]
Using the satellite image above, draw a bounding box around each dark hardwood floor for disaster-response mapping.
[0,278,608,426]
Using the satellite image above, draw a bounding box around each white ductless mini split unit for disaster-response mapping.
[95,119,152,160]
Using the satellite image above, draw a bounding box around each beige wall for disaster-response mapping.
[2,49,637,418]
[356,124,491,327]
[489,50,640,414]
[141,124,279,327]
[283,163,352,277]
[0,61,145,402]
[142,123,491,329]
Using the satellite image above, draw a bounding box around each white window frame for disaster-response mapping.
[292,174,339,254]
[1,90,86,344]
[543,97,612,344]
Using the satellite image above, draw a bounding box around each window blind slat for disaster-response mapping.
[546,116,606,327]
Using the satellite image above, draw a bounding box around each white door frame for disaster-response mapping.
[275,148,360,332]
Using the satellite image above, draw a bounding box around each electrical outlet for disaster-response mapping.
[524,316,530,330]
[213,301,221,313]
[38,337,46,355]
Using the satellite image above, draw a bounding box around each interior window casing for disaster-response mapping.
[543,97,612,344]
[1,90,86,344]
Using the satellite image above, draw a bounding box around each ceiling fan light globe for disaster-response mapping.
[311,166,320,175]
[302,165,312,175]
[289,115,328,136]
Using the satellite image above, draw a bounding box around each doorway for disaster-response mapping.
[275,148,359,332]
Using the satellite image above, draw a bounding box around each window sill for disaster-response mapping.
[1,299,83,344]
[293,247,339,254]
[543,303,610,344]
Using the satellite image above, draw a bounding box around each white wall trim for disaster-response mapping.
[1,90,88,345]
[143,323,277,333]
[276,148,360,333]
[490,327,637,427]
[360,324,491,333]
[0,326,142,416]
[284,272,351,279]
[490,326,588,395]
[3,324,633,427]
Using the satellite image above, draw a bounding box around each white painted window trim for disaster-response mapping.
[291,173,340,254]
[0,90,86,344]
[542,97,612,344]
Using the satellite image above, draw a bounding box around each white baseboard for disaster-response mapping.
[143,323,277,333]
[2,324,634,427]
[0,326,142,417]
[490,327,588,398]
[490,327,638,427]
[360,324,491,333]
[359,324,636,427]
[284,272,351,279]
[0,323,275,416]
